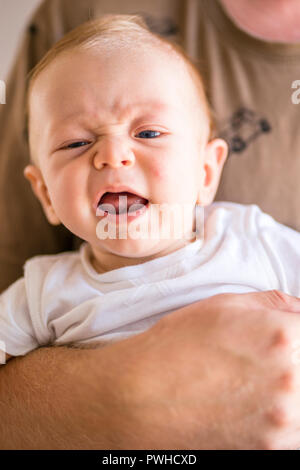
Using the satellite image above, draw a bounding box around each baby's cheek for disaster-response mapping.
[50,179,77,218]
[151,163,166,181]
[152,168,162,179]
[149,163,173,201]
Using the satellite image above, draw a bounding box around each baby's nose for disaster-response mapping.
[93,137,135,170]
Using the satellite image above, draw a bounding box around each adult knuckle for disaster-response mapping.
[265,403,291,429]
[277,369,295,392]
[270,289,292,307]
[270,327,291,349]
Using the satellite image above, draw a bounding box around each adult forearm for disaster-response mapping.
[0,343,142,449]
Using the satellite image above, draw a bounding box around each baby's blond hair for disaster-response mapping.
[24,14,214,163]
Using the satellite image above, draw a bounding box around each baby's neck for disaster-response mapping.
[90,237,196,275]
[220,0,300,43]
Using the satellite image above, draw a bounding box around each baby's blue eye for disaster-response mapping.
[137,130,161,139]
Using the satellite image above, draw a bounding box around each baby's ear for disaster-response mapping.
[23,165,61,225]
[197,138,228,206]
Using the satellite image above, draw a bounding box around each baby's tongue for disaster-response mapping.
[99,191,148,214]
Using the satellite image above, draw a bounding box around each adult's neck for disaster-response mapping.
[220,0,300,43]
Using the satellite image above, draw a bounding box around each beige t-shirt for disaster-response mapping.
[0,0,299,291]
[198,0,300,232]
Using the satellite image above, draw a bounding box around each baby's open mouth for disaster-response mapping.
[97,191,149,215]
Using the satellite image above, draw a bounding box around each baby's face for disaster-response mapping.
[25,46,227,263]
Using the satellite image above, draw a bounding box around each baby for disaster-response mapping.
[0,14,299,364]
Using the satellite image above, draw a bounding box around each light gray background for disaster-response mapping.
[0,0,42,80]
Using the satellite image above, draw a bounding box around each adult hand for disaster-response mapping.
[1,290,300,450]
[123,290,300,449]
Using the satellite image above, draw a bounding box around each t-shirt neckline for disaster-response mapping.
[205,0,300,61]
[80,238,203,283]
